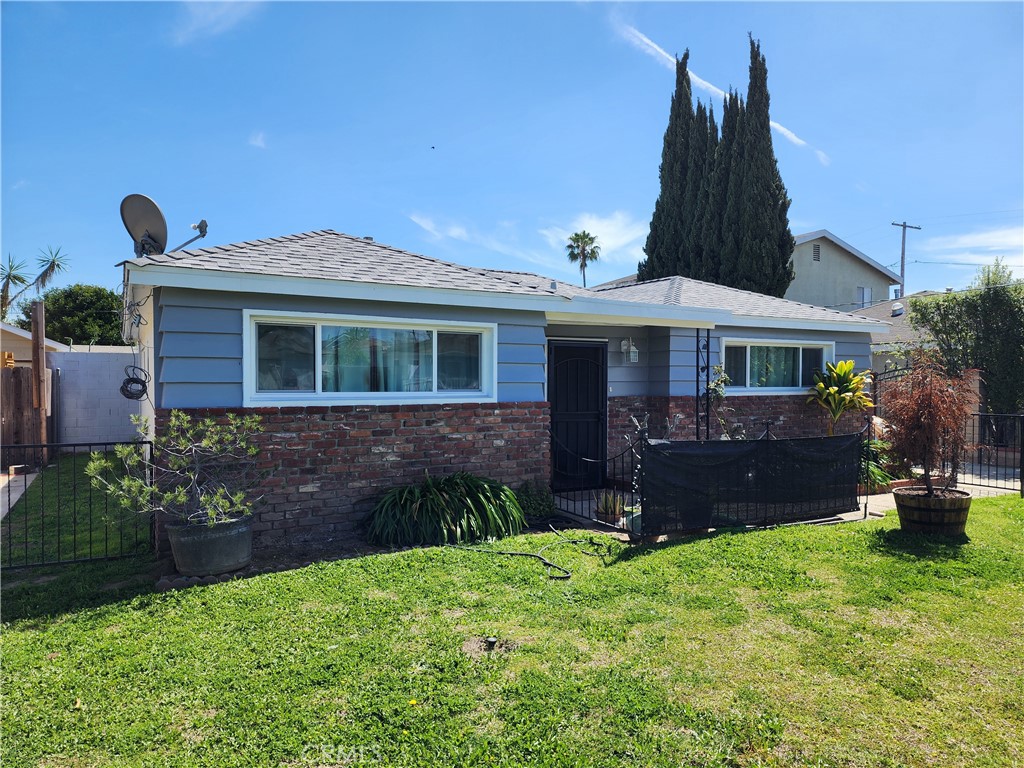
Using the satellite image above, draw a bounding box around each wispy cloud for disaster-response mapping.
[172,2,260,46]
[613,20,831,167]
[10,179,29,191]
[920,225,1024,278]
[538,211,648,267]
[248,131,267,149]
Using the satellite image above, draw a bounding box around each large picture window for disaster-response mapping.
[722,340,829,390]
[247,312,495,405]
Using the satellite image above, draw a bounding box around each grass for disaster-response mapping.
[2,495,1022,767]
[1,451,150,567]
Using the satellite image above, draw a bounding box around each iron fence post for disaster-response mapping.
[1019,414,1023,499]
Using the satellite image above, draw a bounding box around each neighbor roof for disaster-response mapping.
[853,290,941,346]
[794,230,901,283]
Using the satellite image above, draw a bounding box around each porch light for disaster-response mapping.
[620,337,639,364]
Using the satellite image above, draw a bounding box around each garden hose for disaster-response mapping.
[446,526,613,580]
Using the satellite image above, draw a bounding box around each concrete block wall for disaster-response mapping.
[49,351,141,444]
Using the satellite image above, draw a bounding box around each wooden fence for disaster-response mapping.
[2,367,43,469]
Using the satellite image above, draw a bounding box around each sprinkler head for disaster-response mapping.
[485,636,498,651]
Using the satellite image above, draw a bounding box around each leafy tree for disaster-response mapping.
[909,259,1024,413]
[566,231,601,288]
[638,51,693,282]
[15,283,125,347]
[1,247,69,320]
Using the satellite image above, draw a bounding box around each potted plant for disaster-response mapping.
[882,352,976,535]
[86,410,264,575]
[806,359,874,436]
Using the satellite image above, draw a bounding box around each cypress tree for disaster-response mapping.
[716,89,746,288]
[731,36,794,297]
[638,51,693,282]
[678,100,710,277]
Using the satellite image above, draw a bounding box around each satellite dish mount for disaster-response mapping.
[120,193,208,256]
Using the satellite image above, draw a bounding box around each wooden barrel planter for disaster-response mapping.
[892,487,972,536]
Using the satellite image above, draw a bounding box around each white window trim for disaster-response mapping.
[719,337,835,396]
[242,309,498,407]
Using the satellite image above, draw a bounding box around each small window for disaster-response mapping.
[438,332,482,391]
[801,348,824,387]
[723,341,829,390]
[812,244,821,262]
[257,324,315,392]
[856,287,872,308]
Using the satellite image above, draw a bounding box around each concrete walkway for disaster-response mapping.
[838,481,1019,525]
[0,470,39,521]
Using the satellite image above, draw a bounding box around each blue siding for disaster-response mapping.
[155,288,546,408]
[546,324,652,398]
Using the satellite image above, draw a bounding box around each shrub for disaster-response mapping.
[807,359,873,436]
[366,472,525,547]
[515,480,557,521]
[882,351,976,496]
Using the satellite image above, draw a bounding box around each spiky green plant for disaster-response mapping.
[366,472,525,547]
[807,359,874,436]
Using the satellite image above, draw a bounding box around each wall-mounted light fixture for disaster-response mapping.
[620,337,639,364]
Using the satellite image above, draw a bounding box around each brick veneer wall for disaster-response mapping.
[608,394,867,447]
[155,402,550,545]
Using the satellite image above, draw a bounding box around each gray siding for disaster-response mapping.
[155,288,546,408]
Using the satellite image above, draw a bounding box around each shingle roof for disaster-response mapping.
[126,229,562,297]
[852,290,941,344]
[592,276,884,326]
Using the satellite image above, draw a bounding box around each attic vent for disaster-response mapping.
[812,244,821,262]
[363,236,374,242]
[891,302,905,317]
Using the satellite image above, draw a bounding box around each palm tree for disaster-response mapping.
[1,246,69,320]
[565,231,601,288]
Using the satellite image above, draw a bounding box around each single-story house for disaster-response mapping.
[121,230,887,542]
[1,321,70,366]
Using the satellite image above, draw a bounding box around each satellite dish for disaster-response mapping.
[120,194,168,257]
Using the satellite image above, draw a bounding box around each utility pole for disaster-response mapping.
[891,220,922,298]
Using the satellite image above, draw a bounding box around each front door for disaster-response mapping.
[549,341,607,491]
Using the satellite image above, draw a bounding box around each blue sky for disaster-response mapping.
[3,2,1022,304]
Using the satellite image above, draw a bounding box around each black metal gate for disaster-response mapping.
[549,342,607,492]
[1,442,153,568]
[962,413,1023,496]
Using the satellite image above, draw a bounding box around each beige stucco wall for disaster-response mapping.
[0,330,35,366]
[785,238,895,311]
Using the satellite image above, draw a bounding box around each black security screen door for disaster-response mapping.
[549,342,607,491]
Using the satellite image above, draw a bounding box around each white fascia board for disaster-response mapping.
[548,297,730,328]
[124,264,568,314]
[729,314,890,334]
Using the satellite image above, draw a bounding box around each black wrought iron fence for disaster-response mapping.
[551,435,643,533]
[1,442,153,568]
[962,413,1023,496]
[550,426,863,536]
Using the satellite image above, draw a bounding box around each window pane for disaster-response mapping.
[438,332,482,391]
[322,326,433,393]
[801,348,824,387]
[749,346,799,388]
[724,346,746,387]
[257,324,315,391]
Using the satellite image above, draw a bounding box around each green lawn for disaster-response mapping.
[1,451,150,568]
[2,496,1022,767]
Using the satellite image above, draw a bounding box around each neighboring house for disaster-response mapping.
[853,290,942,371]
[121,230,886,543]
[787,230,901,311]
[1,321,70,366]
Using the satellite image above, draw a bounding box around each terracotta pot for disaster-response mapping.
[893,487,972,536]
